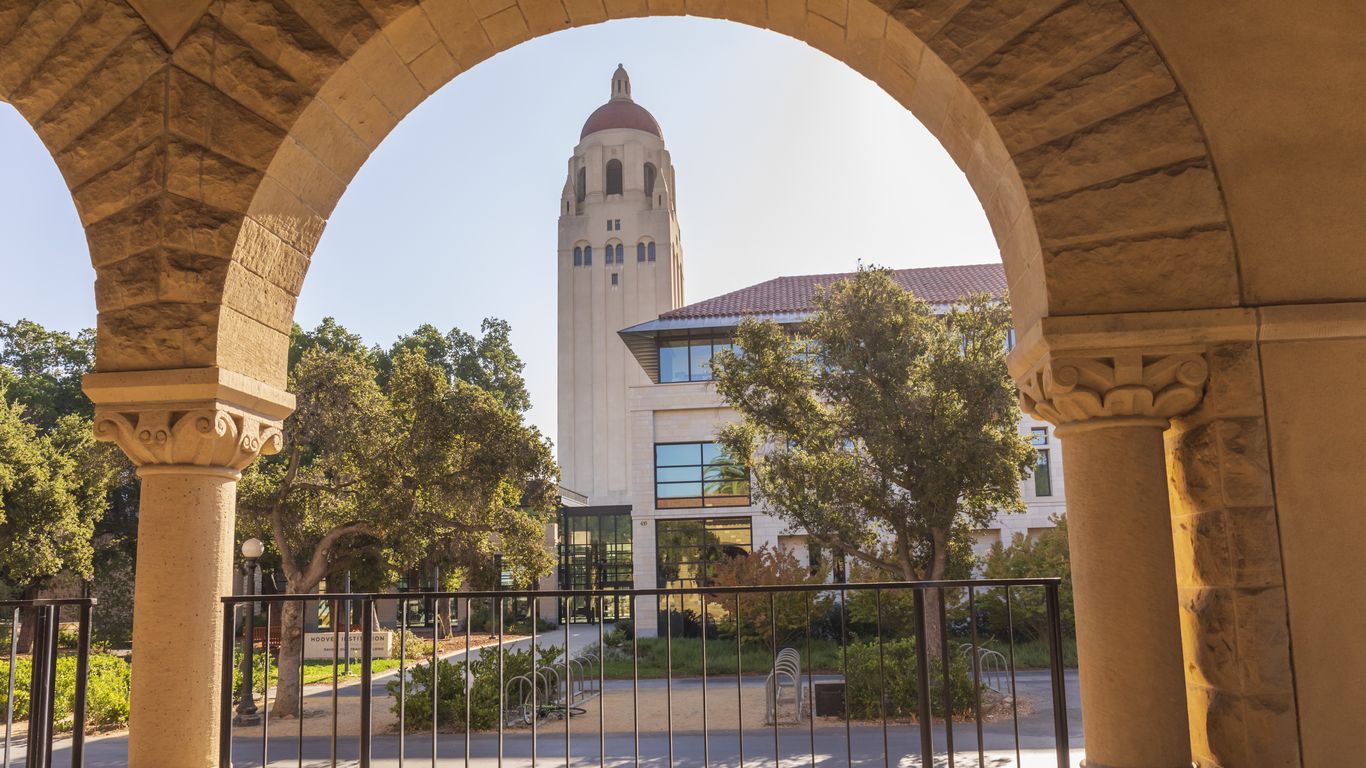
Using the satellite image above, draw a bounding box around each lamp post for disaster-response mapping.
[342,570,351,676]
[234,537,265,726]
[490,554,503,640]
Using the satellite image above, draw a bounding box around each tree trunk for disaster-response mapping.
[15,583,40,654]
[921,528,951,660]
[271,600,305,718]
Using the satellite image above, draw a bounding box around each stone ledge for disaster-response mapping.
[1009,307,1256,382]
[82,366,295,421]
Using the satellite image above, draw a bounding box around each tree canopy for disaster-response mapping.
[0,320,96,430]
[238,318,556,717]
[711,267,1034,584]
[0,387,119,591]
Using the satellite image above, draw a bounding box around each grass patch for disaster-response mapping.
[600,637,843,678]
[978,637,1078,669]
[595,635,1078,679]
[297,657,406,685]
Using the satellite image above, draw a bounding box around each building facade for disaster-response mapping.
[558,68,1066,635]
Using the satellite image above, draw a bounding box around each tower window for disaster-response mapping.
[637,243,646,262]
[611,273,619,286]
[615,219,621,230]
[647,242,656,262]
[573,246,582,266]
[606,159,623,195]
[607,221,612,231]
[575,168,586,204]
[615,244,624,264]
[584,245,593,266]
[644,163,657,200]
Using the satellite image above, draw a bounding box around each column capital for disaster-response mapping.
[1015,350,1209,433]
[82,367,294,474]
[1006,308,1251,433]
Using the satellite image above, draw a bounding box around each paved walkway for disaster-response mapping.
[29,627,1084,767]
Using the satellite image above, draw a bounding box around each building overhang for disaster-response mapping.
[618,311,811,382]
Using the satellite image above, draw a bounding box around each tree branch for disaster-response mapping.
[300,522,374,589]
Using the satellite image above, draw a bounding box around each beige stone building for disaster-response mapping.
[5,2,1362,765]
[556,71,1066,635]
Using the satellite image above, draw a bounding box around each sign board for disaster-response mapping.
[303,630,393,660]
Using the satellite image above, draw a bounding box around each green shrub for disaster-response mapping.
[391,628,429,659]
[977,517,1074,641]
[387,643,563,731]
[603,622,633,650]
[843,639,978,720]
[0,653,131,731]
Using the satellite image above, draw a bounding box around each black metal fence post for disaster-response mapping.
[1045,582,1071,768]
[360,597,374,767]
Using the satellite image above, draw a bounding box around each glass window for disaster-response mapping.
[655,335,738,382]
[1034,449,1052,497]
[689,338,714,380]
[655,442,749,509]
[584,245,592,266]
[647,242,656,261]
[1030,427,1048,446]
[659,340,690,383]
[573,246,582,266]
[656,519,750,583]
[606,159,623,195]
[611,273,619,287]
[656,443,701,466]
[644,163,657,199]
[637,242,646,262]
[615,244,624,264]
[559,509,634,623]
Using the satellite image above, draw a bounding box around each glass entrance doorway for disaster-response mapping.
[560,506,633,623]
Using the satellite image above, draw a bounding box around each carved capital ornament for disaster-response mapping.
[1016,352,1209,434]
[93,408,283,472]
[82,367,294,477]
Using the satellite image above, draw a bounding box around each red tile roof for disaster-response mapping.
[660,264,1006,320]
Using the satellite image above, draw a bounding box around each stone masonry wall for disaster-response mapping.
[1166,343,1300,767]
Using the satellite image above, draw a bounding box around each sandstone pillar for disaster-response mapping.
[1017,350,1209,768]
[84,370,293,768]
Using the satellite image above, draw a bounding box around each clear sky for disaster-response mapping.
[0,17,998,442]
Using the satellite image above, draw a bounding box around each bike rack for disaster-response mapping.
[765,647,806,724]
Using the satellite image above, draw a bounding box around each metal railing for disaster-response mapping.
[219,579,1070,767]
[1,598,95,768]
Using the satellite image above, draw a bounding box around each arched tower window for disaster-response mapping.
[637,242,646,262]
[644,163,657,200]
[584,245,593,266]
[606,159,623,196]
[615,244,624,264]
[573,246,583,266]
[647,242,657,262]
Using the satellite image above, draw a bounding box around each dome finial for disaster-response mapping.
[611,64,631,102]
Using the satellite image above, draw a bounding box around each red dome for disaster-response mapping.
[580,100,662,140]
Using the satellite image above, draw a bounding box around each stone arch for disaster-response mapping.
[0,0,1239,390]
[0,5,1278,765]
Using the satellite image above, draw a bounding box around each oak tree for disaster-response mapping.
[711,267,1034,648]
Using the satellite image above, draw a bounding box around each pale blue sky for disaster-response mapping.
[0,17,998,440]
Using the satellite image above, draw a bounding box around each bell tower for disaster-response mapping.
[557,65,685,505]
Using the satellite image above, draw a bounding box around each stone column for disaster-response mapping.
[1018,352,1209,768]
[84,370,292,768]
